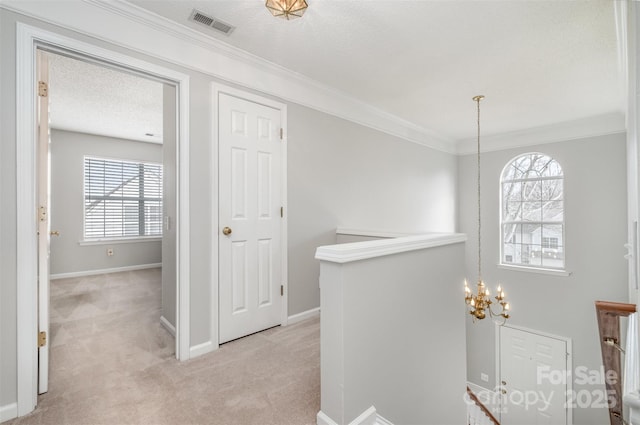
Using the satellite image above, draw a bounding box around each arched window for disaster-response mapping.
[500,153,564,270]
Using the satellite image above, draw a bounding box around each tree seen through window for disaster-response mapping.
[501,153,564,269]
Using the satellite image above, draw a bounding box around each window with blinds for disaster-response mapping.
[84,157,163,240]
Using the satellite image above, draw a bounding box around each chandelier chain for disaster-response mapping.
[465,95,509,324]
[476,96,482,284]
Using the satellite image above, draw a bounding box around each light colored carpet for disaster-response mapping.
[9,268,320,425]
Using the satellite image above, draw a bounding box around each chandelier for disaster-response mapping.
[265,0,308,20]
[464,95,510,324]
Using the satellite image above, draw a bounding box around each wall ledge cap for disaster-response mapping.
[336,227,419,238]
[315,233,467,264]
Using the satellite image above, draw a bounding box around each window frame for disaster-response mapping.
[499,152,566,272]
[83,155,163,242]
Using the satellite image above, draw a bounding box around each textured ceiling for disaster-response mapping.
[128,0,624,142]
[45,1,624,147]
[48,53,163,143]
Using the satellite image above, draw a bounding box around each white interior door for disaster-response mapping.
[36,49,51,394]
[161,83,177,344]
[218,92,283,344]
[499,326,568,425]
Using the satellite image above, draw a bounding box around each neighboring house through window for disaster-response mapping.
[84,156,163,240]
[500,153,564,269]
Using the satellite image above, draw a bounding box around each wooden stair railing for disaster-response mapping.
[467,386,500,425]
[595,301,637,425]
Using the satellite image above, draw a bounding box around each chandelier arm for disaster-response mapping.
[487,301,509,319]
[490,312,508,326]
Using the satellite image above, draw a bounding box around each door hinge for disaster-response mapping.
[280,128,283,140]
[280,285,284,296]
[38,81,48,97]
[38,331,47,347]
[39,206,47,222]
[280,206,284,218]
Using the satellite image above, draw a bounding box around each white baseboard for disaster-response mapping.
[349,406,378,425]
[375,414,393,425]
[287,307,320,325]
[467,381,493,394]
[317,406,392,425]
[188,308,320,359]
[50,263,161,280]
[317,410,336,425]
[160,316,176,337]
[189,341,215,358]
[0,402,18,423]
[336,227,416,238]
[467,381,501,420]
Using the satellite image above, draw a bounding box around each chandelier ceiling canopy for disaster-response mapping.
[265,0,308,20]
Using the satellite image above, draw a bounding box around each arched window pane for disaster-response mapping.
[500,153,564,270]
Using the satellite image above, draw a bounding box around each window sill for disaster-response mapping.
[79,237,162,246]
[497,264,572,277]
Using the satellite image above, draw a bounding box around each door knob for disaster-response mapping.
[222,227,232,236]
[49,230,60,236]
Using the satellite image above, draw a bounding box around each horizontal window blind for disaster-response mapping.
[84,157,163,239]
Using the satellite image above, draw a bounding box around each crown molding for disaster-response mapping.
[455,112,626,155]
[614,0,628,101]
[2,1,625,156]
[1,0,455,154]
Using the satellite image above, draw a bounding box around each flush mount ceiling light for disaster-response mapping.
[265,0,308,20]
[464,95,511,325]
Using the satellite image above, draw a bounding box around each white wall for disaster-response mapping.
[49,130,162,276]
[634,0,640,372]
[458,133,628,425]
[629,0,640,334]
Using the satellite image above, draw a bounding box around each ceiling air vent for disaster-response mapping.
[189,9,235,36]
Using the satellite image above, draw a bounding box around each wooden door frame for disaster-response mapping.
[210,83,289,352]
[495,323,573,425]
[16,23,191,417]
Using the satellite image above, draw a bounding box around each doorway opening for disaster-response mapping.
[16,23,191,417]
[39,49,176,395]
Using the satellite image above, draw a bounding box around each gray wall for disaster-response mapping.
[0,7,18,410]
[458,133,628,425]
[0,8,459,409]
[319,241,467,424]
[288,105,457,315]
[49,130,162,276]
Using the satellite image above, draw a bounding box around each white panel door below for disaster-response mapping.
[500,326,568,425]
